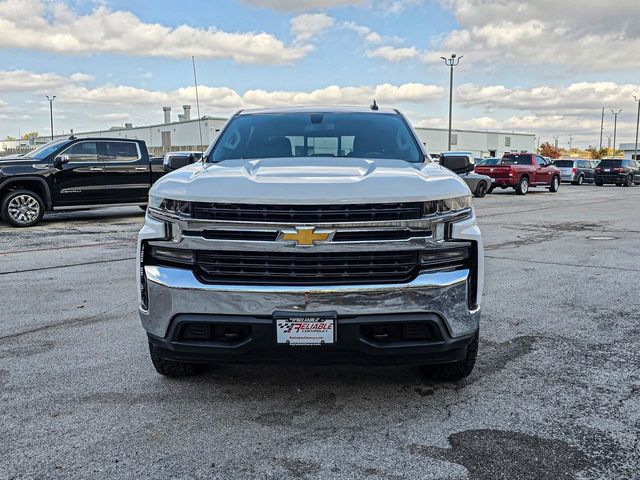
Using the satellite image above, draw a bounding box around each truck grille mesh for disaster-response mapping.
[195,250,420,285]
[190,202,424,223]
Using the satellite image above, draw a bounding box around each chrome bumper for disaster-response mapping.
[140,265,479,339]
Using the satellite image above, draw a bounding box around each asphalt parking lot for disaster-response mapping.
[1,185,639,480]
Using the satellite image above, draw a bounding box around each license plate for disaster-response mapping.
[604,168,611,172]
[275,312,336,346]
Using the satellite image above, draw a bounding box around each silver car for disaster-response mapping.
[440,152,492,197]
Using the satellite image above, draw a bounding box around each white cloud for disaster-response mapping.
[241,0,364,11]
[0,70,90,92]
[0,0,310,64]
[366,45,419,62]
[436,0,640,72]
[291,13,335,43]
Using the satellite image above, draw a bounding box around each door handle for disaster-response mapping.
[89,167,104,171]
[134,167,148,171]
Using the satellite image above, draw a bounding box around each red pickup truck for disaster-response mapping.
[475,153,561,195]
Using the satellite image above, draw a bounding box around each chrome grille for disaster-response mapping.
[190,202,424,223]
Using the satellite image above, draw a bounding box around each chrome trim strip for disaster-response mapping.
[145,265,468,293]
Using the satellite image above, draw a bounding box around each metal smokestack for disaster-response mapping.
[182,105,191,121]
[162,106,171,124]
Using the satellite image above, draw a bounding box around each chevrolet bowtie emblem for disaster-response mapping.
[277,226,335,246]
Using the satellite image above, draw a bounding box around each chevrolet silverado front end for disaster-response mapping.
[137,107,484,380]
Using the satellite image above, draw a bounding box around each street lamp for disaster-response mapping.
[610,108,622,157]
[441,53,463,150]
[633,96,640,161]
[46,95,56,140]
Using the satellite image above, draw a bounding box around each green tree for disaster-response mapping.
[587,146,609,159]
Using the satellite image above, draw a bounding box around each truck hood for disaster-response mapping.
[0,155,32,164]
[150,157,470,204]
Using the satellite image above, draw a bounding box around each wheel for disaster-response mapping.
[549,175,560,192]
[149,343,205,378]
[474,181,488,198]
[1,189,45,227]
[515,176,529,195]
[420,330,478,381]
[574,174,584,185]
[623,175,632,187]
[487,185,494,194]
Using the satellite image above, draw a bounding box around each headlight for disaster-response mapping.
[424,195,472,215]
[148,195,191,218]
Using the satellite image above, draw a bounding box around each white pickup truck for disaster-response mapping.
[137,106,484,380]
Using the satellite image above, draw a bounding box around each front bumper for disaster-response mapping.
[137,214,483,363]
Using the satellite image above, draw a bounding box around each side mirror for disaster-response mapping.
[53,155,70,169]
[163,154,194,172]
[439,154,475,174]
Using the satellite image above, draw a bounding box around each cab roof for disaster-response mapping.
[236,105,400,115]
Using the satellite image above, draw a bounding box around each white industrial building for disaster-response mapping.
[620,143,639,160]
[1,105,535,158]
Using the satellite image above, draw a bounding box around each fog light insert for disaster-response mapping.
[149,246,194,265]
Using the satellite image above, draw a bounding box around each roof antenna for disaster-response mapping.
[370,99,379,111]
[192,56,204,156]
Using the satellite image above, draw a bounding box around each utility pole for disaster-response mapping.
[599,107,604,151]
[441,53,463,150]
[634,96,640,161]
[568,135,574,152]
[611,109,622,158]
[45,95,56,140]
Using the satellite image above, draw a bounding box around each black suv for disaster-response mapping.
[553,159,597,185]
[594,159,640,187]
[0,137,164,227]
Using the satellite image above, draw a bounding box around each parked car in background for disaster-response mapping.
[475,153,561,195]
[594,159,640,187]
[476,157,500,166]
[553,159,597,185]
[0,137,164,227]
[162,151,202,172]
[441,152,491,197]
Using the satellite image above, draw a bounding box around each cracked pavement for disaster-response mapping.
[1,185,639,479]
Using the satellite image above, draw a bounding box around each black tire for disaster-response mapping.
[573,174,584,185]
[515,176,529,195]
[623,175,632,187]
[149,343,205,378]
[1,189,45,227]
[549,175,560,192]
[474,181,488,198]
[487,185,494,194]
[420,330,478,381]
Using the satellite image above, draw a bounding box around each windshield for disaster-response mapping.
[24,139,68,160]
[554,160,574,167]
[501,154,532,165]
[597,160,623,167]
[479,158,499,165]
[208,112,422,163]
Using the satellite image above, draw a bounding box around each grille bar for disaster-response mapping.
[191,202,424,223]
[196,250,419,285]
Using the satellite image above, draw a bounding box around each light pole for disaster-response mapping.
[599,107,605,151]
[568,135,574,152]
[441,53,463,150]
[607,135,612,151]
[553,136,559,150]
[46,95,56,140]
[611,108,622,158]
[633,96,640,161]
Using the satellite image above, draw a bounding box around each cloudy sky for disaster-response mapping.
[1,0,639,148]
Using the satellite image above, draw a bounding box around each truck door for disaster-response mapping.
[534,155,551,184]
[53,141,106,206]
[99,141,150,203]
